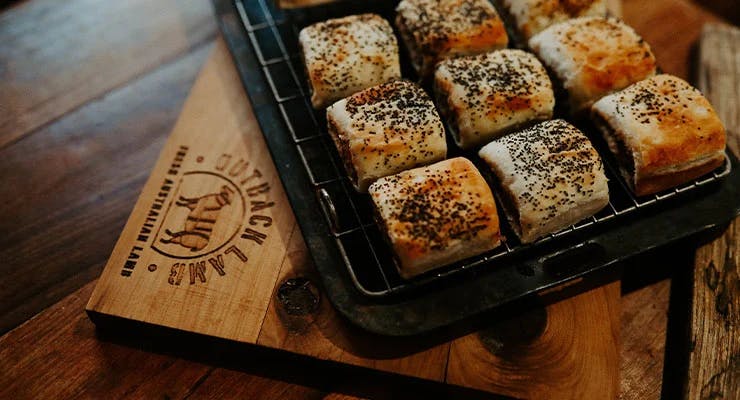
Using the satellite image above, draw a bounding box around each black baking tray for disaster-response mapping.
[213,0,740,336]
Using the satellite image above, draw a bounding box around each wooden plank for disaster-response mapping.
[0,282,213,399]
[697,24,740,156]
[620,280,671,400]
[686,23,740,400]
[622,0,720,80]
[0,0,217,149]
[256,228,451,382]
[688,220,740,399]
[446,281,621,399]
[86,38,296,343]
[0,42,213,335]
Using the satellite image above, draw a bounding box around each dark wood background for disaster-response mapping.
[0,0,736,398]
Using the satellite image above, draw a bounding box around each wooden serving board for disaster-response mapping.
[86,37,620,398]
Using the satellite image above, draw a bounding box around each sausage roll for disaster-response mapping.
[591,74,727,196]
[299,14,401,109]
[478,119,609,244]
[395,0,509,81]
[499,0,607,42]
[368,157,502,279]
[434,49,555,150]
[529,17,657,114]
[326,80,447,192]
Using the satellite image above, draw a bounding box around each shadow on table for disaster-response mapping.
[92,315,512,400]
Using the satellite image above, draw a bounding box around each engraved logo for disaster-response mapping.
[120,148,275,284]
[152,171,245,259]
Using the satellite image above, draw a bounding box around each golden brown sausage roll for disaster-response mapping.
[326,80,447,192]
[368,157,503,279]
[434,49,555,150]
[591,74,727,196]
[478,119,609,243]
[529,17,657,114]
[299,14,401,109]
[395,0,509,81]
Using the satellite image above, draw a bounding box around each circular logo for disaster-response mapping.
[152,171,245,259]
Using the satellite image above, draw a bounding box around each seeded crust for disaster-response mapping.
[434,49,555,150]
[395,0,509,81]
[299,14,401,109]
[500,0,606,41]
[529,17,657,114]
[478,119,609,244]
[591,74,727,196]
[326,80,447,192]
[368,157,502,279]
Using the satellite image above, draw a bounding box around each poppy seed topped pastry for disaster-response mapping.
[479,119,609,243]
[499,0,607,41]
[529,17,657,114]
[299,14,401,109]
[591,74,726,196]
[368,157,502,279]
[434,49,555,150]
[395,0,509,81]
[327,80,447,192]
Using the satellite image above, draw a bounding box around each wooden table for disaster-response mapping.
[0,0,736,398]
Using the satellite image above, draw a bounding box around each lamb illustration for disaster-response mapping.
[160,185,235,252]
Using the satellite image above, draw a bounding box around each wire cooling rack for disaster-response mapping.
[233,0,732,297]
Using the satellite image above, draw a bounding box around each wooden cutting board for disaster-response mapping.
[86,35,620,399]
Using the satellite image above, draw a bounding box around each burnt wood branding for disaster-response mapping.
[120,146,275,287]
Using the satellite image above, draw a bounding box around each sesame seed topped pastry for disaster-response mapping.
[499,0,607,42]
[529,17,657,115]
[434,49,555,150]
[327,80,447,192]
[299,14,401,109]
[395,0,509,81]
[479,119,609,243]
[591,74,727,196]
[368,157,502,279]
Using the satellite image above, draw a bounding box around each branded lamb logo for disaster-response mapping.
[152,171,245,259]
[160,185,235,252]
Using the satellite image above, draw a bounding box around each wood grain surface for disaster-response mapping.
[0,0,737,398]
[85,37,296,343]
[698,24,740,156]
[685,23,740,400]
[0,43,214,335]
[688,220,740,399]
[0,0,216,149]
[447,281,620,399]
